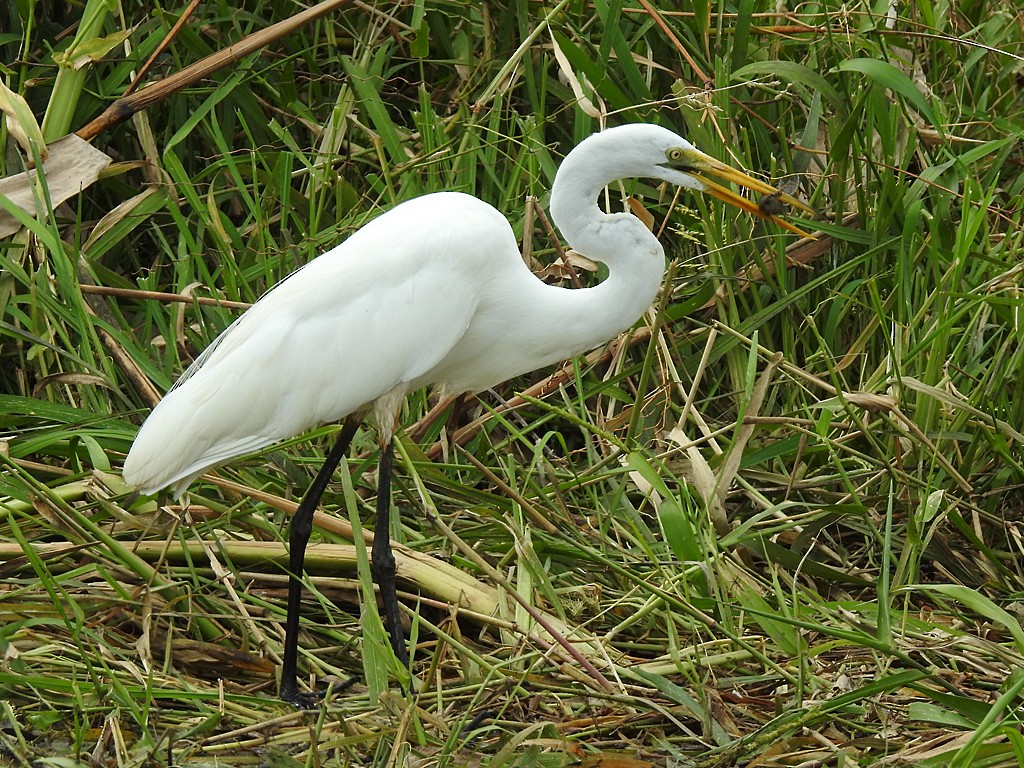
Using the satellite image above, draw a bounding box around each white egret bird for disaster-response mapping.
[122,123,812,703]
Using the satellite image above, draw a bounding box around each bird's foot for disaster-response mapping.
[282,689,322,709]
[280,675,359,709]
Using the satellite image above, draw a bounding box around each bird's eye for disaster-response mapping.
[666,148,685,162]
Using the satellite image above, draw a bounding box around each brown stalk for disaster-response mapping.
[79,284,251,310]
[76,0,354,142]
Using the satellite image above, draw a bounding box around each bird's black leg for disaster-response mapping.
[371,436,409,665]
[280,415,361,706]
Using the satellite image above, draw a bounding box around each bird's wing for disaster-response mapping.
[123,192,510,496]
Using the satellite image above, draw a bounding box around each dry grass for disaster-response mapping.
[2,0,1024,766]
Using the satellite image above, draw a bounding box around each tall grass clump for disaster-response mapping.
[1,1,1022,765]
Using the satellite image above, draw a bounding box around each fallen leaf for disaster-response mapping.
[0,134,111,237]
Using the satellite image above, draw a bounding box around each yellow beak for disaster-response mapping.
[679,148,816,238]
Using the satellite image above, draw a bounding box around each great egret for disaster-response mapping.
[122,122,812,703]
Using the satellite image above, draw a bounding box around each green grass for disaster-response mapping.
[2,1,1023,765]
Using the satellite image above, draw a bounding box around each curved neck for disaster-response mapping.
[432,133,674,393]
[533,151,666,353]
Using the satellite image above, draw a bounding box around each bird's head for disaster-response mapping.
[580,123,816,237]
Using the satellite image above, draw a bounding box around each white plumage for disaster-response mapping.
[124,124,809,497]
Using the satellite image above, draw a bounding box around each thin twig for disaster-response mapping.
[123,0,203,96]
[79,284,251,310]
